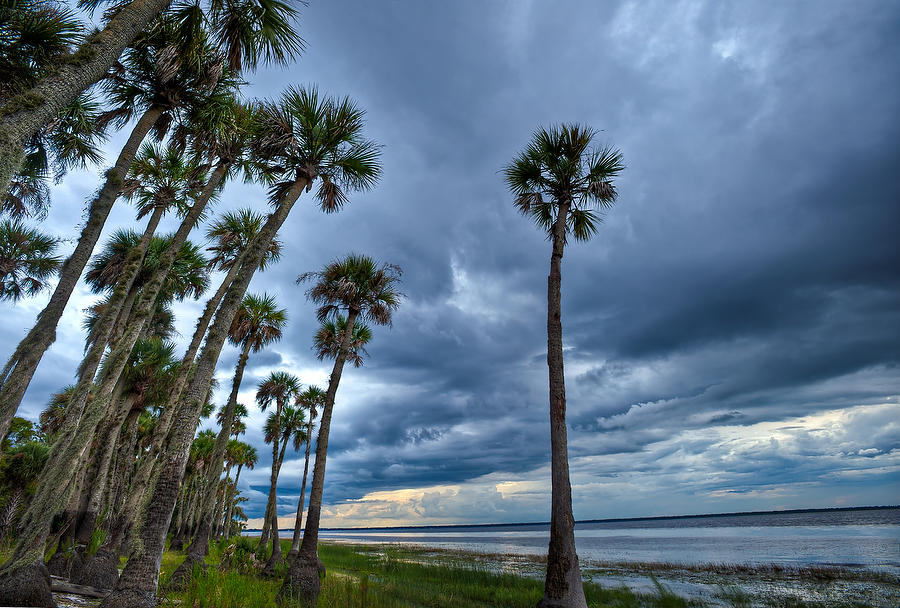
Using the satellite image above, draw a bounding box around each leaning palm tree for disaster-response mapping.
[255,371,301,572]
[103,86,380,608]
[170,294,287,584]
[287,385,325,559]
[152,209,282,450]
[280,255,402,603]
[0,219,60,302]
[504,124,624,608]
[0,23,233,440]
[0,0,304,198]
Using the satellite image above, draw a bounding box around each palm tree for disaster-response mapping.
[280,254,402,603]
[5,94,107,221]
[104,86,380,608]
[152,209,281,453]
[0,0,305,196]
[255,371,301,571]
[0,23,232,440]
[0,219,60,302]
[261,404,306,567]
[504,124,624,608]
[170,293,286,585]
[313,316,372,368]
[222,442,256,539]
[217,403,249,438]
[287,385,325,558]
[212,437,245,538]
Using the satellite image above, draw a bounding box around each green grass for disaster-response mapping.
[160,539,704,608]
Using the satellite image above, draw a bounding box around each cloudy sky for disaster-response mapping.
[6,0,899,528]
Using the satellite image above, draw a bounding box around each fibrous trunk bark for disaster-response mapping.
[0,198,165,602]
[168,340,251,588]
[279,309,357,605]
[537,201,586,608]
[0,0,172,195]
[100,180,306,608]
[0,105,163,441]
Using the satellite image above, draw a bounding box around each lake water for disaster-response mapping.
[304,508,900,571]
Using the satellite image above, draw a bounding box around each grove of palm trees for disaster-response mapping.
[0,1,632,607]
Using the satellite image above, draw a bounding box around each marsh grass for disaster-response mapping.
[159,540,708,608]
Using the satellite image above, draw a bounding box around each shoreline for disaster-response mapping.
[324,541,900,607]
[50,539,900,607]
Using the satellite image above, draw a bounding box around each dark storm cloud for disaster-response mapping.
[5,0,899,523]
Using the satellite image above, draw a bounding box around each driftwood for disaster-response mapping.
[49,576,109,599]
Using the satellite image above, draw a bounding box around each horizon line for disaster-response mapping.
[245,504,897,533]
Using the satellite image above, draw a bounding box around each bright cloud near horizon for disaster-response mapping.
[4,0,899,528]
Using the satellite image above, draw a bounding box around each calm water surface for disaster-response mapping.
[310,508,899,570]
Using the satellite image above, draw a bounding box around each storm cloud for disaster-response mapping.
[4,0,898,525]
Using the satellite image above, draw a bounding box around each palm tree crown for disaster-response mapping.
[206,208,282,271]
[504,124,624,241]
[123,143,205,220]
[228,293,286,353]
[314,315,371,367]
[254,86,382,210]
[0,219,60,301]
[256,371,301,413]
[298,253,402,325]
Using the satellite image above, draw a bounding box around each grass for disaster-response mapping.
[156,539,709,608]
[19,536,891,608]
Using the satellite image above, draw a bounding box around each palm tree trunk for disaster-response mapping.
[0,0,172,195]
[0,104,164,442]
[101,178,306,608]
[259,397,285,554]
[74,406,141,590]
[74,390,136,547]
[538,201,587,608]
[280,308,358,604]
[212,463,232,539]
[121,257,239,533]
[169,340,252,586]
[222,463,244,538]
[0,200,165,601]
[263,430,290,572]
[288,416,314,556]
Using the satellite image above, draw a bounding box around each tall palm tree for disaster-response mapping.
[170,293,286,584]
[255,371,301,571]
[152,209,281,453]
[287,385,325,558]
[74,338,179,590]
[262,404,306,564]
[104,86,380,608]
[0,219,60,302]
[280,254,402,603]
[0,0,305,196]
[0,23,232,440]
[222,441,256,539]
[504,124,624,608]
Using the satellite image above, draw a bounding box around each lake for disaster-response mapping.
[303,507,899,571]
